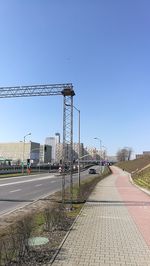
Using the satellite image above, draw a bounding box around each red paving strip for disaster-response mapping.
[113,167,150,248]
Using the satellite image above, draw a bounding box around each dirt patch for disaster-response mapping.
[0,192,59,233]
[0,191,77,265]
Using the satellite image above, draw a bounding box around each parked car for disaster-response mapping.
[88,168,96,174]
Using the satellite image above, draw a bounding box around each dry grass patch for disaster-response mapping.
[0,166,111,265]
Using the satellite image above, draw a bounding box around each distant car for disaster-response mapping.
[58,167,62,173]
[88,168,96,174]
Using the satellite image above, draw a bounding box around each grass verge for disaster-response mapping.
[0,166,111,265]
[116,156,150,191]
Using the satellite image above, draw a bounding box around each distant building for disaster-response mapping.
[135,151,150,159]
[55,132,60,143]
[107,156,118,163]
[83,147,98,161]
[73,143,84,161]
[40,145,52,164]
[135,154,143,159]
[45,137,55,162]
[56,143,63,164]
[45,133,60,163]
[0,142,40,165]
[143,151,150,155]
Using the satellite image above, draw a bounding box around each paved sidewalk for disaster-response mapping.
[50,166,150,266]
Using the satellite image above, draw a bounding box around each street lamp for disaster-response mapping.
[22,132,31,174]
[101,145,107,160]
[94,137,102,172]
[73,106,80,189]
[66,104,81,189]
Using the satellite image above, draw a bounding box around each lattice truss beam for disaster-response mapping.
[0,83,74,98]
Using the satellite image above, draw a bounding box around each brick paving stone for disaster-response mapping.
[50,167,150,266]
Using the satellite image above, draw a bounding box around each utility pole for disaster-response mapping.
[22,132,31,174]
[74,106,81,189]
[94,137,102,173]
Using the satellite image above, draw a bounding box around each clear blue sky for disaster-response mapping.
[0,0,150,157]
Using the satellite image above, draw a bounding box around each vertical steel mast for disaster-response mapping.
[62,88,75,206]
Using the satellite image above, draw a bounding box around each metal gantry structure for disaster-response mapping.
[0,83,75,205]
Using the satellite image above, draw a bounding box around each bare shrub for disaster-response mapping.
[44,203,67,232]
[0,214,34,265]
[0,240,2,264]
[44,205,52,231]
[14,215,34,264]
[0,227,18,266]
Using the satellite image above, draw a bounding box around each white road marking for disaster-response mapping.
[0,175,56,187]
[0,189,59,217]
[9,189,22,193]
[0,173,55,181]
[35,184,42,187]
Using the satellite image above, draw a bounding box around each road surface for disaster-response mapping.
[0,167,99,215]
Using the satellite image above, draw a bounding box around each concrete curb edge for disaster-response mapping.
[129,173,150,196]
[47,203,85,265]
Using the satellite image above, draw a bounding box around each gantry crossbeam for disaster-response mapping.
[0,83,74,98]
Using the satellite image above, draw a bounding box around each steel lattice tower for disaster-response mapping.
[0,83,75,205]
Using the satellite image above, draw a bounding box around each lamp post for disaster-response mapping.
[22,132,31,174]
[73,106,80,189]
[66,104,81,189]
[101,145,107,161]
[94,137,102,172]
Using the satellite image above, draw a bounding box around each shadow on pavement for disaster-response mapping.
[0,198,33,202]
[86,200,150,206]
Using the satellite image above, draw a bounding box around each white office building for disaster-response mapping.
[39,145,52,164]
[45,133,60,163]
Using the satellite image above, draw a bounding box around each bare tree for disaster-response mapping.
[117,147,132,162]
[127,147,132,160]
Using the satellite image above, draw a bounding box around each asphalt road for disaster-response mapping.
[0,167,99,216]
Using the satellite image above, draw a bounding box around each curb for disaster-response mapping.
[46,203,85,265]
[129,173,150,196]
